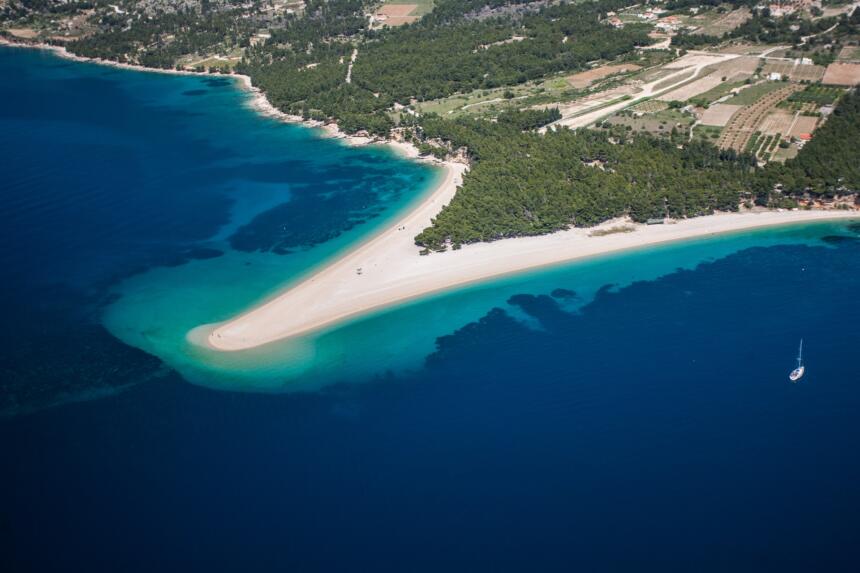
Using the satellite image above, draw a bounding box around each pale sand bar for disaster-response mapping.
[206,166,858,351]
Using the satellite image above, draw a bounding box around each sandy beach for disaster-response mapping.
[206,188,859,350]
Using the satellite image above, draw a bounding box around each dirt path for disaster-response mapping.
[345,47,358,84]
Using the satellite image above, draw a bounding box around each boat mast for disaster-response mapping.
[797,339,803,368]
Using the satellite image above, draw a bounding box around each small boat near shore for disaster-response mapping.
[789,339,805,382]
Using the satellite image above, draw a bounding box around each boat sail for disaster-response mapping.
[789,339,805,382]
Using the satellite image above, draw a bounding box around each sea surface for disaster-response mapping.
[2,46,860,571]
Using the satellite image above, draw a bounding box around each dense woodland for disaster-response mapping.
[412,118,755,250]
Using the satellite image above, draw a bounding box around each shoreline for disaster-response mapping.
[204,209,859,351]
[0,37,442,161]
[5,40,857,352]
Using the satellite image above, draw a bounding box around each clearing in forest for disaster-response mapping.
[566,64,641,88]
[7,28,39,39]
[374,4,421,26]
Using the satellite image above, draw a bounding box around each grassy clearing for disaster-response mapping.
[726,81,787,105]
[605,107,693,137]
[689,79,748,106]
[693,124,722,143]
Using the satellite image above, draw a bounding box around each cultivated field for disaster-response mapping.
[718,84,801,151]
[664,53,732,69]
[693,7,751,36]
[758,109,794,136]
[728,81,787,105]
[555,85,639,118]
[657,72,725,102]
[838,46,860,62]
[700,104,742,127]
[823,63,860,86]
[763,61,826,82]
[713,55,760,77]
[630,100,669,113]
[567,64,641,88]
[789,115,818,138]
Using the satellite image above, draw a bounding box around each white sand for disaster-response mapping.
[207,192,858,350]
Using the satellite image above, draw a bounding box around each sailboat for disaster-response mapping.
[789,339,805,382]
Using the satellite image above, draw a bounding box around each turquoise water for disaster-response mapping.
[106,219,852,393]
[3,46,860,571]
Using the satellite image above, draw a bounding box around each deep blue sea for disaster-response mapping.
[2,46,860,571]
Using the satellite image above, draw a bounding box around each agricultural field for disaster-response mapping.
[567,64,641,89]
[747,131,784,161]
[555,86,639,120]
[758,109,795,136]
[629,100,669,114]
[837,46,860,62]
[602,107,694,138]
[700,104,742,127]
[726,81,788,105]
[788,115,819,138]
[688,79,748,106]
[712,56,760,78]
[822,62,860,86]
[716,43,780,56]
[692,7,751,36]
[718,83,801,151]
[657,72,726,102]
[762,61,826,82]
[780,84,844,111]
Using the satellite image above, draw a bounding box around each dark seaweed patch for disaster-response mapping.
[821,235,860,245]
[550,288,577,299]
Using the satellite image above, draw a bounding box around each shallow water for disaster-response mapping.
[2,47,860,571]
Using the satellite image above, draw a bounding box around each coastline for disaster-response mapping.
[204,209,859,351]
[0,37,441,161]
[5,39,857,353]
